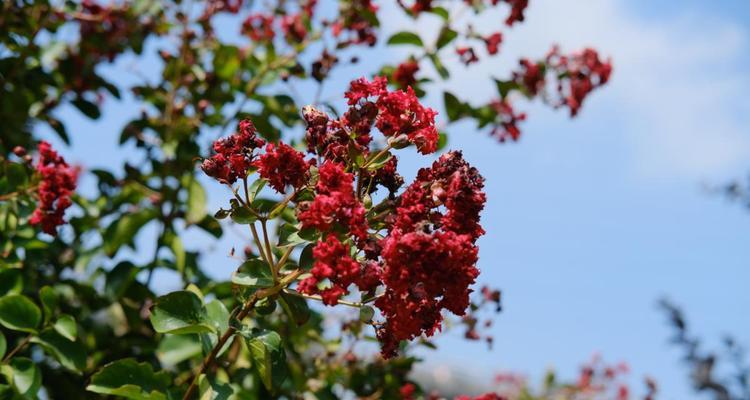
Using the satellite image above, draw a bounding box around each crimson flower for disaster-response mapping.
[29,141,78,235]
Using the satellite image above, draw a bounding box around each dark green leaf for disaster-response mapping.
[279,292,310,326]
[436,132,448,151]
[436,27,458,50]
[149,291,214,334]
[0,269,22,297]
[31,329,86,372]
[232,259,273,288]
[230,206,257,225]
[243,329,287,392]
[428,53,450,79]
[387,31,424,47]
[0,332,5,360]
[71,97,101,119]
[106,261,139,299]
[494,78,520,99]
[0,294,41,333]
[298,243,315,271]
[39,285,57,324]
[86,359,170,400]
[0,358,41,397]
[443,92,469,121]
[103,209,156,256]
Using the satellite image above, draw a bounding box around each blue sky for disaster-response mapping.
[40,1,750,398]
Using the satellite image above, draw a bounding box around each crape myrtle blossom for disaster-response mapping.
[205,77,484,357]
[29,141,79,235]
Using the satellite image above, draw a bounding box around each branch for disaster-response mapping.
[182,269,304,400]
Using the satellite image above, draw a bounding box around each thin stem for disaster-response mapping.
[260,219,276,281]
[283,289,367,309]
[2,335,32,363]
[181,269,304,400]
[361,144,393,169]
[274,246,294,272]
[249,223,271,267]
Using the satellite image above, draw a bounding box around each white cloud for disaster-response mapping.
[384,0,750,179]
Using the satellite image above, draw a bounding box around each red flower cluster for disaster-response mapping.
[393,60,420,89]
[297,162,368,240]
[547,46,613,116]
[513,58,545,96]
[376,229,479,356]
[29,141,78,235]
[345,76,387,105]
[502,0,529,26]
[375,151,486,357]
[254,142,313,193]
[242,13,275,42]
[201,120,265,184]
[376,87,439,154]
[306,77,438,157]
[281,14,308,43]
[489,99,527,142]
[76,0,145,63]
[331,0,379,47]
[484,32,503,55]
[457,46,479,65]
[297,235,378,305]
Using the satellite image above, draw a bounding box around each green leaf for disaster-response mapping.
[365,152,393,171]
[198,375,236,400]
[214,45,241,80]
[71,97,101,119]
[387,31,424,47]
[0,295,41,333]
[165,233,186,274]
[243,329,287,392]
[204,299,229,335]
[230,206,257,225]
[428,53,450,79]
[277,224,305,247]
[279,292,310,326]
[1,358,41,397]
[494,78,520,99]
[443,91,470,121]
[156,335,202,368]
[31,329,86,372]
[87,359,170,400]
[186,178,207,225]
[197,215,223,238]
[0,332,5,360]
[436,27,458,50]
[106,261,139,299]
[0,269,22,297]
[436,132,448,151]
[103,209,156,256]
[39,286,57,324]
[53,314,77,341]
[359,306,375,322]
[298,243,315,271]
[150,291,214,335]
[430,7,450,20]
[232,259,273,288]
[5,163,28,190]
